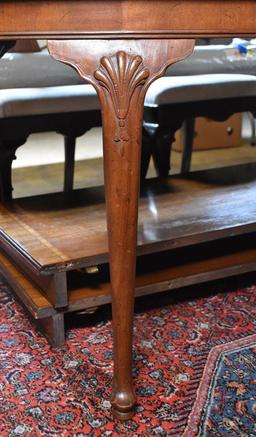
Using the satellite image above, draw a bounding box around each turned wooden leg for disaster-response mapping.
[181,117,195,174]
[48,38,195,419]
[0,138,27,202]
[64,135,76,192]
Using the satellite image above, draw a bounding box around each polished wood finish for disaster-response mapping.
[1,163,256,271]
[2,230,256,346]
[1,163,256,320]
[67,233,256,308]
[0,232,68,307]
[48,38,194,419]
[0,1,256,39]
[0,250,54,318]
[0,250,65,347]
[1,0,256,420]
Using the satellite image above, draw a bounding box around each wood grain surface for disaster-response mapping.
[2,232,256,346]
[0,1,256,38]
[1,164,256,271]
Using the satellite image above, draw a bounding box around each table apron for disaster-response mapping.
[0,0,256,39]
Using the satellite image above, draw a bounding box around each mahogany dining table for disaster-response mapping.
[0,0,256,420]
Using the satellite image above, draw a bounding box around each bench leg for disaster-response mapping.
[0,139,27,202]
[152,129,173,178]
[0,151,14,202]
[0,43,16,213]
[60,126,96,193]
[0,41,16,58]
[181,117,195,174]
[64,135,76,192]
[144,122,183,178]
[141,127,153,179]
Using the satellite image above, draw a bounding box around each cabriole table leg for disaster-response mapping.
[48,38,195,419]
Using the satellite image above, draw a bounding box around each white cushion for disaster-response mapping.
[145,74,256,107]
[0,84,100,118]
[0,49,83,88]
[2,45,256,88]
[167,44,256,76]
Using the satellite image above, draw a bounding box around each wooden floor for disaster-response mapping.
[12,142,256,198]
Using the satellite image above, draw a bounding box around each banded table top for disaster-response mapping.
[0,1,255,39]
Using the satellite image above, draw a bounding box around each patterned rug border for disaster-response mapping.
[183,333,256,436]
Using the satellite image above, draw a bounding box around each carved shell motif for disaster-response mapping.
[94,51,150,146]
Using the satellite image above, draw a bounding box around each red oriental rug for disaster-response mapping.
[0,275,256,436]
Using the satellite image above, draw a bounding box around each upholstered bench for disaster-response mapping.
[0,84,101,201]
[144,74,256,175]
[3,46,256,200]
[166,42,256,77]
[0,47,98,201]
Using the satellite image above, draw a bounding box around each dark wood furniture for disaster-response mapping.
[0,48,101,199]
[0,41,15,57]
[0,0,256,420]
[0,109,101,201]
[144,92,256,176]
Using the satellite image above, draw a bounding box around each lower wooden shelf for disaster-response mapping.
[1,163,256,345]
[0,250,65,347]
[1,232,256,346]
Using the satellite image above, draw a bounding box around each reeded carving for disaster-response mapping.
[94,51,150,152]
